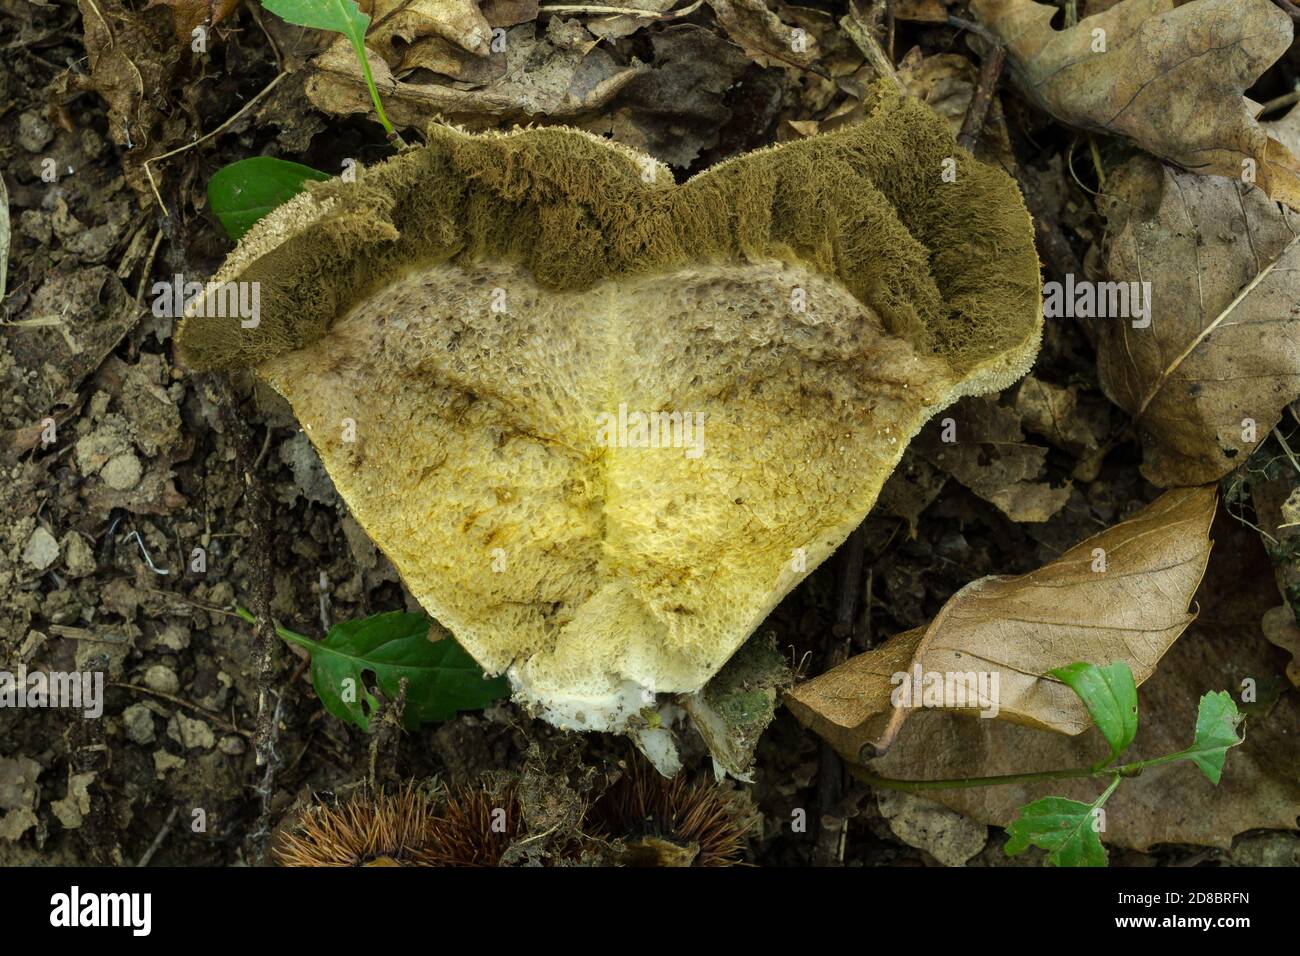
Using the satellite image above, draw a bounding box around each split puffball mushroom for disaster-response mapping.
[177,85,1043,758]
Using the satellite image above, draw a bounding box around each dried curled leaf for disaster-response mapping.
[306,20,642,125]
[971,0,1300,210]
[1096,155,1300,487]
[786,486,1216,759]
[912,395,1070,523]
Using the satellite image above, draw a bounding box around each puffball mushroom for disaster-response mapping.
[177,86,1043,756]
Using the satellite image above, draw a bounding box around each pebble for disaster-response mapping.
[169,714,215,750]
[122,703,156,744]
[61,532,96,578]
[101,452,142,491]
[21,527,59,571]
[142,664,179,695]
[17,111,53,152]
[218,735,246,756]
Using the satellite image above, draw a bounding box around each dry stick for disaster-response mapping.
[842,1,901,90]
[813,525,868,866]
[957,43,1006,154]
[211,376,283,860]
[136,806,180,867]
[141,72,287,214]
[110,681,251,737]
[1274,0,1300,23]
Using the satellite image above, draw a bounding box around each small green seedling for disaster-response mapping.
[858,660,1245,867]
[258,0,403,145]
[207,0,407,240]
[236,607,509,731]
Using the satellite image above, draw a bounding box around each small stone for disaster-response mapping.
[142,664,179,695]
[75,423,131,475]
[61,532,96,578]
[122,703,156,744]
[17,112,53,152]
[155,623,189,652]
[21,526,59,571]
[218,735,246,756]
[153,750,185,776]
[168,714,215,750]
[101,452,142,491]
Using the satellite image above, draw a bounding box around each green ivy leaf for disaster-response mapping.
[1050,660,1139,764]
[1185,691,1244,784]
[208,157,329,241]
[242,609,509,731]
[1005,777,1118,867]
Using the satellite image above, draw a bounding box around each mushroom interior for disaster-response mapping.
[177,85,1042,732]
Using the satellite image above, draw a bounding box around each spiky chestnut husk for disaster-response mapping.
[277,762,750,867]
[585,759,751,866]
[416,783,525,866]
[274,784,436,867]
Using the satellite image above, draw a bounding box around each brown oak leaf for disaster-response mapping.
[971,0,1300,210]
[1095,154,1300,486]
[786,486,1215,759]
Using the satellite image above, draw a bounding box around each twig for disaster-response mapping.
[210,377,283,862]
[136,806,180,867]
[946,14,1001,48]
[142,73,287,214]
[1274,0,1300,23]
[842,1,900,90]
[1259,87,1300,118]
[813,525,867,865]
[110,682,250,737]
[957,43,1005,153]
[539,1,701,16]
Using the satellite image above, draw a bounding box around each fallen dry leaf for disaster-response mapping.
[912,395,1070,523]
[706,0,819,71]
[971,0,1300,210]
[62,0,188,196]
[863,513,1300,851]
[306,20,641,125]
[875,449,947,536]
[146,0,241,43]
[1095,154,1300,487]
[786,486,1215,759]
[1260,606,1300,689]
[576,24,752,168]
[366,0,494,56]
[896,49,1016,173]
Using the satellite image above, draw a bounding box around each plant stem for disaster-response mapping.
[234,605,314,650]
[349,36,407,149]
[852,748,1205,793]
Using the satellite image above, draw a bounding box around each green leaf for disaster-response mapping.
[259,0,370,44]
[1005,797,1108,867]
[208,157,329,241]
[1185,691,1244,784]
[1050,660,1138,764]
[258,0,398,137]
[269,611,509,731]
[1005,776,1119,867]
